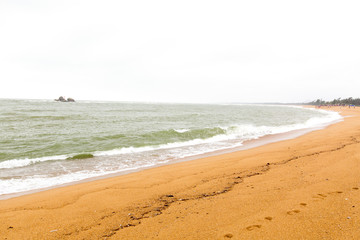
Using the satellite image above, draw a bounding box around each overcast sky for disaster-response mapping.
[1,0,359,103]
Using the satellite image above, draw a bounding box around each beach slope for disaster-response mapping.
[0,107,359,239]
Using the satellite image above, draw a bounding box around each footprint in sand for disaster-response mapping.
[353,187,359,190]
[300,203,307,206]
[312,193,327,199]
[328,191,343,195]
[224,233,233,238]
[264,216,273,221]
[287,210,300,215]
[246,225,262,231]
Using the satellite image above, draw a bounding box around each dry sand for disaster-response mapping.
[0,107,359,239]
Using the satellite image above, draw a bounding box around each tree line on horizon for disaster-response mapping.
[309,97,360,106]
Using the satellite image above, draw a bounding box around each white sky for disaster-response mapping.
[1,0,359,103]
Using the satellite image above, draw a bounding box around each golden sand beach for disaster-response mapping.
[0,107,359,239]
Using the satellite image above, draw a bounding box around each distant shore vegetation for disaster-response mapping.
[309,97,360,106]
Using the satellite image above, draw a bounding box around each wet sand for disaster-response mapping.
[0,106,359,239]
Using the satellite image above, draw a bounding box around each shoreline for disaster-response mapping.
[0,107,342,200]
[1,107,359,239]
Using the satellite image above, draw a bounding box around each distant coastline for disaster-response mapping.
[308,97,360,106]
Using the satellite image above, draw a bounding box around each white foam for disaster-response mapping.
[174,129,190,133]
[0,155,68,169]
[0,161,165,195]
[226,109,342,139]
[0,170,112,195]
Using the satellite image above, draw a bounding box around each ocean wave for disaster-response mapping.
[94,133,236,157]
[174,129,190,133]
[0,170,117,195]
[141,127,227,141]
[0,155,68,169]
[0,161,166,196]
[97,108,342,157]
[0,108,342,170]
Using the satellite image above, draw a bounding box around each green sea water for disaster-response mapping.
[0,99,341,196]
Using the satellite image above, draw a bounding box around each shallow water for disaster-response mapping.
[0,99,341,195]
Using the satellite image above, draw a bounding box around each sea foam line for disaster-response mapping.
[0,155,68,169]
[0,160,171,196]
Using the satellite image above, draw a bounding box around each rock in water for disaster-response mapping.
[54,96,75,102]
[55,96,67,102]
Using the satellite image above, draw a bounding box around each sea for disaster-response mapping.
[0,99,342,197]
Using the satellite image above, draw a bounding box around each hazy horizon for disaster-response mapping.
[0,96,313,104]
[1,0,360,103]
